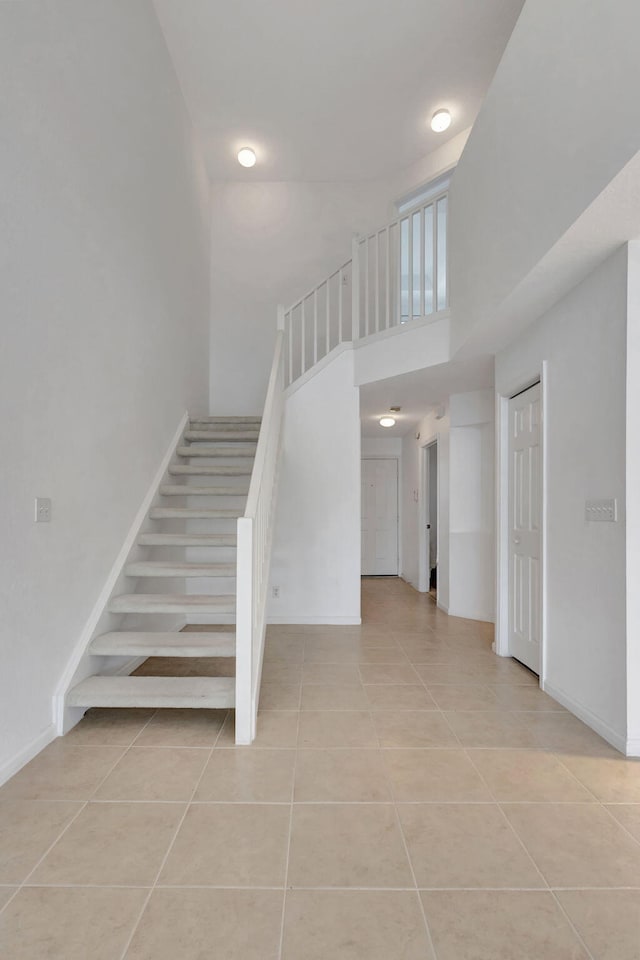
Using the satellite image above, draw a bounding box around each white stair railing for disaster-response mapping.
[283,189,448,388]
[235,313,285,744]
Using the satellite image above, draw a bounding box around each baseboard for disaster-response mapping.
[0,724,57,787]
[625,737,640,758]
[436,599,449,614]
[447,606,495,623]
[53,411,190,736]
[542,680,628,755]
[267,615,362,625]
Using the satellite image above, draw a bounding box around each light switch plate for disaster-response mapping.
[585,498,617,522]
[35,497,52,523]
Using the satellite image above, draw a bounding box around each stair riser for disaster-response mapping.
[125,566,236,578]
[178,446,256,458]
[139,535,237,547]
[169,466,252,476]
[90,632,235,658]
[111,602,235,614]
[150,508,242,520]
[160,486,249,496]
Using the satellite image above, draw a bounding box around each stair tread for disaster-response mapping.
[149,507,243,519]
[160,485,249,496]
[125,561,236,577]
[138,533,237,546]
[181,433,259,443]
[110,593,236,614]
[68,675,235,709]
[169,465,253,476]
[190,416,261,424]
[177,445,256,457]
[90,631,235,657]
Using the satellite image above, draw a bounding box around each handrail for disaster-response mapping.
[282,188,449,388]
[235,322,285,744]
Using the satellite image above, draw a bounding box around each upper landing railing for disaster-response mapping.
[283,189,449,388]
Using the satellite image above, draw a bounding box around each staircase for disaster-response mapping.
[67,416,260,713]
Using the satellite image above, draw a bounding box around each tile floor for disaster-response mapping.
[1,578,640,958]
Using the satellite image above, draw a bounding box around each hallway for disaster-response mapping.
[1,579,640,958]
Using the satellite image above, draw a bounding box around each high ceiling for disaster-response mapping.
[153,0,525,182]
[360,356,495,436]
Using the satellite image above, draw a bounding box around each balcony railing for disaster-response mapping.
[283,189,448,388]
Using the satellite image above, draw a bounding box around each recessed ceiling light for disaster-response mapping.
[431,109,451,133]
[237,147,257,168]
[379,416,396,428]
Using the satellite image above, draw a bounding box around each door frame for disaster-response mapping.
[361,456,400,576]
[495,364,547,685]
[418,435,439,593]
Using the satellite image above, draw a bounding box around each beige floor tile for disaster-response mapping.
[364,684,437,710]
[422,890,589,960]
[398,803,543,888]
[297,712,379,747]
[0,800,81,883]
[304,640,361,662]
[94,746,209,801]
[159,803,289,887]
[605,803,640,841]
[491,685,566,712]
[282,890,434,960]
[427,684,498,710]
[469,749,595,802]
[31,801,184,886]
[300,684,369,711]
[559,752,640,801]
[128,708,227,747]
[259,682,301,709]
[216,710,299,748]
[288,803,413,888]
[443,711,538,747]
[418,659,535,685]
[65,708,156,745]
[0,886,16,910]
[399,642,460,664]
[303,662,363,684]
[295,749,391,802]
[358,664,419,684]
[382,750,491,802]
[195,749,296,801]
[355,647,409,663]
[264,637,305,662]
[125,888,283,960]
[261,661,304,682]
[527,714,611,753]
[556,889,640,960]
[0,742,125,800]
[0,886,148,960]
[503,802,640,886]
[372,711,458,748]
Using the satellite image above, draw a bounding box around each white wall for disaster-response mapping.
[0,1,210,778]
[448,391,495,621]
[449,0,640,351]
[626,239,640,753]
[496,247,628,747]
[269,351,361,623]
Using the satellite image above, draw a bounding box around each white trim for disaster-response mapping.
[447,606,495,623]
[0,724,57,787]
[267,616,362,625]
[396,168,455,215]
[626,738,640,758]
[53,410,189,734]
[542,680,628,755]
[436,599,449,615]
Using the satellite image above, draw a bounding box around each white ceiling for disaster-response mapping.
[153,0,524,182]
[360,356,495,437]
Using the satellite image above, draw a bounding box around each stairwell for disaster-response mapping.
[66,416,260,713]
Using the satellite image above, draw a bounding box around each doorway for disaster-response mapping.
[507,382,542,674]
[418,439,438,596]
[361,458,399,576]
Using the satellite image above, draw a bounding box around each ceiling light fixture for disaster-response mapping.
[237,147,257,168]
[431,109,451,133]
[379,416,396,428]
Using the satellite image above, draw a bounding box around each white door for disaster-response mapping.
[508,382,542,673]
[361,459,398,575]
